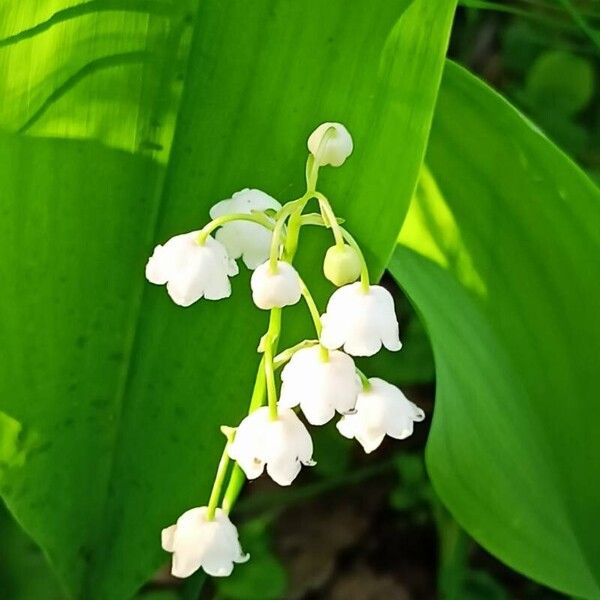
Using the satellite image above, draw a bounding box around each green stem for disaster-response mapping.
[299,279,328,361]
[305,154,318,193]
[283,211,301,260]
[306,126,336,191]
[269,199,308,269]
[340,226,370,292]
[290,129,338,257]
[221,358,267,513]
[357,368,371,390]
[273,339,319,370]
[220,191,303,510]
[264,308,282,420]
[299,279,323,337]
[298,213,344,227]
[197,212,274,244]
[221,463,245,515]
[314,191,345,248]
[432,500,472,599]
[218,137,336,514]
[248,356,267,412]
[282,194,311,260]
[206,433,234,520]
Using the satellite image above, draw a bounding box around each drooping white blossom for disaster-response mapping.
[279,345,361,425]
[320,283,401,356]
[146,232,238,306]
[161,507,248,578]
[307,122,353,167]
[227,406,314,486]
[209,189,281,269]
[337,378,425,453]
[250,260,302,310]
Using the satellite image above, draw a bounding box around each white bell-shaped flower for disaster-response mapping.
[227,406,314,486]
[251,260,302,310]
[161,506,248,578]
[279,345,361,425]
[146,232,238,306]
[307,122,353,167]
[320,282,401,356]
[337,378,425,453]
[209,188,281,269]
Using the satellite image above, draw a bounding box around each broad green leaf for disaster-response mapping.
[0,501,63,599]
[393,62,600,597]
[0,1,456,598]
[0,0,189,155]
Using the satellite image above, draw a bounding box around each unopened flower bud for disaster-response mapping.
[323,244,361,286]
[307,122,353,167]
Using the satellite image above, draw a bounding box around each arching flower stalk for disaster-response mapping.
[145,122,425,579]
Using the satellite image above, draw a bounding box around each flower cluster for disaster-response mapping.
[147,122,425,579]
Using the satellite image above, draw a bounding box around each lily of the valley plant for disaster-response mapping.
[146,122,425,578]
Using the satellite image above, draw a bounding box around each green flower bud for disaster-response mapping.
[323,244,361,287]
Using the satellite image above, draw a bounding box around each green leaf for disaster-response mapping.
[360,305,435,386]
[215,518,287,600]
[0,0,191,154]
[0,501,64,599]
[310,421,353,479]
[389,454,432,514]
[0,0,456,598]
[392,62,600,597]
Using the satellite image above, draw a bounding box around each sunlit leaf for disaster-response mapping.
[392,61,600,598]
[0,0,456,597]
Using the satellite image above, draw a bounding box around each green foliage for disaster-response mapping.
[390,455,509,599]
[0,0,456,598]
[389,454,433,517]
[495,13,600,169]
[518,50,596,156]
[393,62,600,598]
[134,592,179,600]
[525,50,595,115]
[215,518,287,600]
[310,422,353,479]
[0,502,64,599]
[359,299,436,386]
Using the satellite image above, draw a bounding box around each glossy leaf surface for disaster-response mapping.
[0,1,456,597]
[394,62,600,598]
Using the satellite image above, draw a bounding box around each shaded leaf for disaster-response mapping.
[0,501,64,599]
[393,62,600,597]
[525,50,595,115]
[215,518,287,600]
